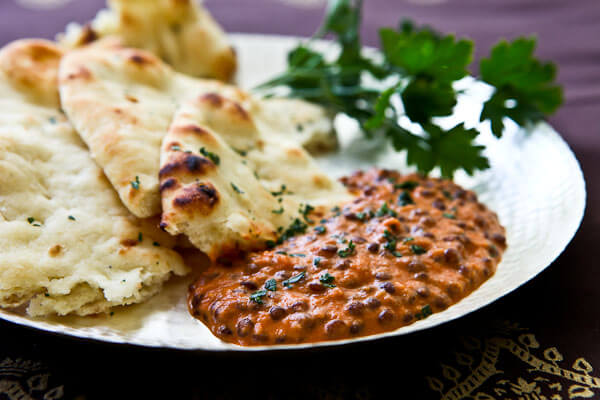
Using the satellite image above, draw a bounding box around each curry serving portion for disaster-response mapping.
[188,169,506,346]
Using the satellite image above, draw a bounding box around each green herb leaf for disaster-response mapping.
[233,148,248,156]
[300,203,315,223]
[200,147,220,165]
[383,229,396,241]
[319,272,336,288]
[272,207,284,214]
[283,271,306,288]
[398,190,414,206]
[313,257,322,266]
[314,225,327,235]
[338,240,356,257]
[383,241,396,251]
[394,181,419,190]
[376,202,397,218]
[278,218,308,244]
[250,289,268,304]
[480,37,563,137]
[231,183,244,194]
[68,215,76,221]
[355,210,373,221]
[131,176,140,190]
[380,25,472,83]
[364,84,400,130]
[265,279,277,291]
[404,123,489,178]
[383,229,398,252]
[270,185,287,197]
[416,304,433,319]
[411,244,426,255]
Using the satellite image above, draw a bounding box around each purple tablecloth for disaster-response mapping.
[1,1,599,399]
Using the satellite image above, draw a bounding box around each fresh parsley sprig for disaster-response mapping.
[256,0,563,178]
[479,37,563,137]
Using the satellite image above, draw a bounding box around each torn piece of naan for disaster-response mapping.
[159,93,350,259]
[58,0,236,81]
[254,98,338,153]
[0,39,188,317]
[59,40,339,218]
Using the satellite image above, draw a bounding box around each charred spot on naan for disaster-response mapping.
[77,24,99,46]
[159,177,180,193]
[169,124,217,145]
[312,173,335,189]
[170,183,219,212]
[158,152,215,179]
[285,147,306,159]
[118,47,169,88]
[125,94,139,103]
[120,238,139,247]
[64,66,92,81]
[48,244,63,257]
[128,51,156,66]
[197,93,250,122]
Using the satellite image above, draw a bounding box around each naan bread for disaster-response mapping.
[58,0,236,81]
[255,98,337,153]
[59,41,338,218]
[159,93,351,260]
[0,39,188,317]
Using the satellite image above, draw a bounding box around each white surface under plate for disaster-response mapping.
[0,34,586,351]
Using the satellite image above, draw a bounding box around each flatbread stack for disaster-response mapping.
[59,39,341,218]
[0,40,188,316]
[0,3,349,317]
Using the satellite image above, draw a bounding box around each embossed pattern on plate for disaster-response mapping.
[0,34,586,351]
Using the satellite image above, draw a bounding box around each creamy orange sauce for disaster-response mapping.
[188,169,506,346]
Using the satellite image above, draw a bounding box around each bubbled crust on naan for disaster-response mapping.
[160,93,351,260]
[58,0,236,81]
[0,39,188,316]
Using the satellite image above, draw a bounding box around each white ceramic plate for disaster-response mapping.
[0,34,586,351]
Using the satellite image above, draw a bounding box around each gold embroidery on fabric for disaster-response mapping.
[428,325,599,400]
[0,358,64,399]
